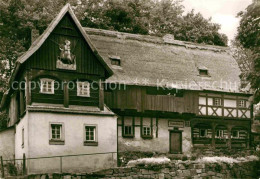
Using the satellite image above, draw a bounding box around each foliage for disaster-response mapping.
[80,0,227,46]
[6,162,18,176]
[236,0,260,103]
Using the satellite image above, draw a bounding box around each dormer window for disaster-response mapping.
[77,81,90,97]
[40,78,54,94]
[109,56,121,66]
[198,66,209,76]
[199,69,208,76]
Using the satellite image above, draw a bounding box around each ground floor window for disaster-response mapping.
[84,125,98,146]
[124,125,133,136]
[232,130,239,138]
[122,117,134,137]
[199,129,207,137]
[216,129,224,138]
[49,123,64,145]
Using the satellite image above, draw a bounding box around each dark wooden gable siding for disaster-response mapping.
[25,14,106,77]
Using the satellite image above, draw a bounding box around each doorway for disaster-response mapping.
[169,131,182,153]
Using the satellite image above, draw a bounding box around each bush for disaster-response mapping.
[6,163,17,176]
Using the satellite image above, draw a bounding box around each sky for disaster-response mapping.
[182,0,252,43]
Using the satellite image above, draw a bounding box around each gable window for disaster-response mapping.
[84,125,98,146]
[238,100,246,108]
[49,123,64,145]
[77,81,90,97]
[40,78,54,94]
[199,129,207,137]
[213,98,222,106]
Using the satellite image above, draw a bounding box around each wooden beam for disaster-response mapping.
[63,81,69,108]
[25,73,32,106]
[99,80,104,110]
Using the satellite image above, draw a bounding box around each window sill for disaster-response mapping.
[141,135,153,139]
[49,139,65,145]
[84,141,98,146]
[123,135,134,138]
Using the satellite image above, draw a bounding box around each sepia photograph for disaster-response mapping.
[0,0,259,178]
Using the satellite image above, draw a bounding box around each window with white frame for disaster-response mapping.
[40,78,54,94]
[238,100,246,108]
[85,126,96,142]
[51,124,62,140]
[213,98,222,106]
[77,81,90,97]
[142,126,151,136]
[232,130,239,139]
[199,129,207,137]
[216,129,224,138]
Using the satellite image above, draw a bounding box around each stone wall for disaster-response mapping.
[2,160,259,179]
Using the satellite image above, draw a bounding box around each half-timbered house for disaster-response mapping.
[0,3,253,174]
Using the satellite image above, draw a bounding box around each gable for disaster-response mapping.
[25,14,106,77]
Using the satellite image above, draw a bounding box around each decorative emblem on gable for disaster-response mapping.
[57,39,76,70]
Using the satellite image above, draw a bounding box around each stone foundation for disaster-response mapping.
[2,160,260,179]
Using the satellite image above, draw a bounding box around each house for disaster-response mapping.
[0,4,117,174]
[84,28,252,154]
[0,3,253,174]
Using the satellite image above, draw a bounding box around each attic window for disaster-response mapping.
[109,56,121,66]
[199,69,208,76]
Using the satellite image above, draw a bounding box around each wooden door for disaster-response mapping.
[170,132,182,153]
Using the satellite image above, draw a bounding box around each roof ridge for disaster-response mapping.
[84,27,229,52]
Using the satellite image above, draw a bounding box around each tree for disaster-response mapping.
[236,0,260,103]
[80,0,227,46]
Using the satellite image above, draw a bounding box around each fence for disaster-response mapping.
[0,152,117,177]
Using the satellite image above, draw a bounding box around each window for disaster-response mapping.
[22,128,24,148]
[49,123,64,145]
[199,129,207,137]
[51,124,62,140]
[143,126,151,136]
[124,126,133,136]
[213,98,222,106]
[238,100,246,108]
[84,125,98,146]
[109,56,121,66]
[77,81,90,97]
[216,130,224,138]
[85,126,95,141]
[40,78,54,94]
[232,130,239,139]
[199,69,208,76]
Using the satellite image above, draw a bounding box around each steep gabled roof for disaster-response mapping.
[85,28,250,94]
[9,4,113,86]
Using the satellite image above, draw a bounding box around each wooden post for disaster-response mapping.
[25,72,32,105]
[23,153,26,175]
[212,123,216,149]
[63,81,69,108]
[60,157,62,173]
[1,156,4,178]
[99,80,104,110]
